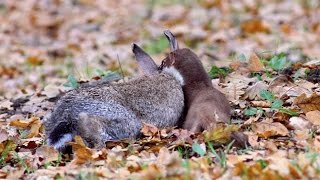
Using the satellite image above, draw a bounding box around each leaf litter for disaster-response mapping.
[0,0,320,179]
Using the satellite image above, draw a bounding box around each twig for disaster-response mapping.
[117,54,125,82]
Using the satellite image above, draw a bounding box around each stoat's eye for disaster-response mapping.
[158,61,165,70]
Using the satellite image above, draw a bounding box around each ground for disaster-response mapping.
[0,0,320,179]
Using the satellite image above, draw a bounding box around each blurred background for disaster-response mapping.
[0,0,319,97]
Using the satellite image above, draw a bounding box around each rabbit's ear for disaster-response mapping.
[132,43,158,75]
[164,30,179,51]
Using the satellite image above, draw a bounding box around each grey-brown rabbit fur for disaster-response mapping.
[45,44,185,151]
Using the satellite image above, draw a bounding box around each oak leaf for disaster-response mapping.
[248,53,265,72]
[294,93,320,113]
[306,110,320,125]
[36,145,59,162]
[10,117,42,138]
[241,19,270,34]
[68,135,93,165]
[252,122,289,138]
[141,123,159,137]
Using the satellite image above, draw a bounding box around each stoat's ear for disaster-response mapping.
[132,43,158,75]
[164,30,179,51]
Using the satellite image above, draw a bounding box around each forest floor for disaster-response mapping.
[0,0,320,179]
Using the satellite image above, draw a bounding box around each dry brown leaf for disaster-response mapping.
[141,123,159,137]
[251,100,271,108]
[293,130,309,141]
[229,60,242,71]
[252,122,289,138]
[27,118,42,138]
[314,136,320,152]
[26,56,43,66]
[0,129,8,144]
[289,117,310,130]
[10,117,42,138]
[10,118,35,128]
[280,23,292,34]
[6,169,25,180]
[36,145,59,162]
[267,151,290,176]
[68,135,93,165]
[241,19,270,34]
[248,53,265,72]
[305,110,320,125]
[0,100,13,110]
[294,93,320,113]
[42,84,61,98]
[243,81,268,100]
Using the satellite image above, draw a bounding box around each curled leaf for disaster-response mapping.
[294,93,320,113]
[252,122,289,138]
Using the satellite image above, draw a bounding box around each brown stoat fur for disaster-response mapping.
[160,48,231,132]
[161,30,248,147]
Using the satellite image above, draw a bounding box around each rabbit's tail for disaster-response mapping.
[46,120,74,152]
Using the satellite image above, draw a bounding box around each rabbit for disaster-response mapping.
[161,30,231,132]
[44,43,185,152]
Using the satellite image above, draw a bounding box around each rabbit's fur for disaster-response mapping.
[45,44,185,151]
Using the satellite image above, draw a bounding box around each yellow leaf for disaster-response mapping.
[204,124,239,143]
[27,117,42,138]
[9,119,32,128]
[10,117,42,138]
[68,135,93,165]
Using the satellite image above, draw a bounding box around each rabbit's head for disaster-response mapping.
[132,42,185,86]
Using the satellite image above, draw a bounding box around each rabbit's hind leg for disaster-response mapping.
[78,111,143,149]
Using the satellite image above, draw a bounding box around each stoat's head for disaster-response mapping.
[132,30,211,87]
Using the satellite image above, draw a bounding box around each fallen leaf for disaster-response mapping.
[229,60,242,71]
[0,100,13,110]
[248,53,265,72]
[6,169,25,180]
[280,23,292,34]
[314,136,320,152]
[141,123,159,137]
[305,110,320,125]
[10,118,35,128]
[252,122,289,138]
[241,19,270,34]
[289,117,310,130]
[267,151,290,176]
[27,117,42,138]
[68,135,93,165]
[10,117,42,138]
[36,145,59,162]
[42,84,61,98]
[294,93,320,113]
[0,129,8,143]
[243,81,268,100]
[26,56,43,66]
[204,124,239,144]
